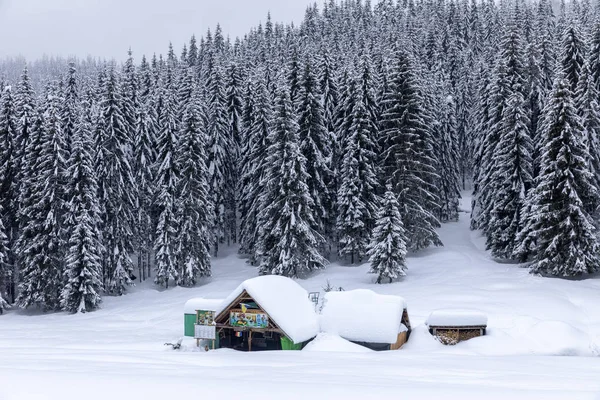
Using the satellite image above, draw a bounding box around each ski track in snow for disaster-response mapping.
[1,194,600,399]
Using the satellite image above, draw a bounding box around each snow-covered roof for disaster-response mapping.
[320,289,407,344]
[184,298,224,314]
[426,309,488,327]
[216,276,319,344]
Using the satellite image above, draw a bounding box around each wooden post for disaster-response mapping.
[196,338,200,347]
[212,339,215,350]
[248,330,252,352]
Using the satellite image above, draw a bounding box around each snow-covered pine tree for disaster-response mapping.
[205,55,234,255]
[97,66,136,294]
[436,92,462,223]
[379,49,442,250]
[132,73,158,281]
[61,62,80,158]
[297,60,333,238]
[516,77,600,276]
[367,186,408,284]
[486,89,533,259]
[17,89,68,310]
[176,87,212,286]
[60,100,104,313]
[560,24,586,93]
[153,77,180,289]
[14,66,37,198]
[336,56,381,264]
[0,209,9,312]
[0,85,17,304]
[574,60,600,210]
[225,62,243,245]
[238,71,272,263]
[256,86,326,278]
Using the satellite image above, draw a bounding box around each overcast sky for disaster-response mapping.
[0,0,315,61]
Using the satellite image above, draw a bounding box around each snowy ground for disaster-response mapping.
[2,195,600,400]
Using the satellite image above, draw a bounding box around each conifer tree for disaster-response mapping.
[515,77,600,276]
[206,57,235,255]
[97,67,136,294]
[574,60,600,207]
[17,90,67,310]
[176,88,212,286]
[379,50,442,250]
[297,60,332,237]
[487,90,533,258]
[239,73,272,262]
[257,87,326,277]
[0,85,17,303]
[0,210,9,312]
[60,101,104,313]
[61,62,80,157]
[336,58,381,264]
[367,186,408,284]
[153,85,180,288]
[436,92,462,223]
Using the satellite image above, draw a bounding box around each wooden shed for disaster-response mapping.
[214,276,319,351]
[320,289,411,351]
[426,309,488,345]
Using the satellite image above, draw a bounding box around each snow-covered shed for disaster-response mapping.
[320,289,411,350]
[214,276,319,351]
[183,298,223,337]
[426,309,488,345]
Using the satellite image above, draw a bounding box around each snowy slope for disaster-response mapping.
[1,195,600,400]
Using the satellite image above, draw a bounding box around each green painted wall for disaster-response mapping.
[280,336,303,350]
[184,313,196,337]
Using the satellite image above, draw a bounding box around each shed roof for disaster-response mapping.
[426,309,488,327]
[184,298,223,314]
[216,275,319,344]
[320,289,407,344]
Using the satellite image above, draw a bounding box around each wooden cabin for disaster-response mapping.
[213,276,319,351]
[320,289,411,351]
[426,309,488,345]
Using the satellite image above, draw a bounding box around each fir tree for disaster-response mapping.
[297,60,332,237]
[206,57,234,255]
[17,90,67,310]
[176,88,212,286]
[60,101,104,313]
[516,77,600,276]
[0,210,9,312]
[367,186,408,284]
[487,90,533,259]
[379,50,442,250]
[239,72,272,263]
[257,87,326,278]
[153,85,180,288]
[97,67,136,294]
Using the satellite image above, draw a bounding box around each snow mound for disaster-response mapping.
[303,333,373,353]
[216,275,319,344]
[426,309,488,327]
[184,298,224,314]
[321,289,406,344]
[524,321,592,356]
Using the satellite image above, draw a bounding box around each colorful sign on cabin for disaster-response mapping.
[230,311,269,328]
[197,310,215,326]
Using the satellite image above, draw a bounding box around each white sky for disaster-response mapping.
[0,0,315,61]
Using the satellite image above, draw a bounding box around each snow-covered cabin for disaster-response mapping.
[320,289,411,350]
[426,309,488,345]
[183,298,223,337]
[214,276,319,351]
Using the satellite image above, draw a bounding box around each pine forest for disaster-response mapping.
[1,0,600,313]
